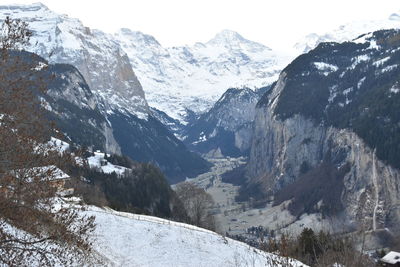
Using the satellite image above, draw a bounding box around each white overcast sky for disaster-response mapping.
[2,0,400,50]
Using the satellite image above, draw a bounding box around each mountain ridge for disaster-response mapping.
[115,27,292,123]
[0,6,211,182]
[294,11,400,53]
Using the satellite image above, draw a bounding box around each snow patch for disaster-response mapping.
[373,56,390,67]
[87,151,129,176]
[48,137,70,153]
[343,87,353,95]
[31,61,48,71]
[390,86,400,94]
[313,62,339,75]
[380,64,398,73]
[192,132,207,145]
[349,54,370,69]
[357,77,366,89]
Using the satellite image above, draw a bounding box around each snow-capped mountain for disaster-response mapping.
[0,3,149,119]
[115,29,293,123]
[294,10,400,53]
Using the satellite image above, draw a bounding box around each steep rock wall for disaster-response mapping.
[248,71,400,230]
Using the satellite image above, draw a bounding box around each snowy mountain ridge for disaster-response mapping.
[115,28,293,123]
[294,10,400,53]
[115,10,400,123]
[3,3,399,126]
[0,2,149,120]
[0,3,292,124]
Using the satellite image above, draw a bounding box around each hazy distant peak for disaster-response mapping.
[116,28,161,47]
[30,2,48,9]
[208,29,246,43]
[388,12,400,21]
[294,11,400,53]
[0,2,49,12]
[206,29,272,53]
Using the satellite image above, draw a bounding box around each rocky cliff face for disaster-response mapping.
[0,3,149,119]
[249,109,400,231]
[2,50,117,153]
[247,30,400,233]
[183,87,266,157]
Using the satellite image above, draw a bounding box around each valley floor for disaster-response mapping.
[187,157,332,238]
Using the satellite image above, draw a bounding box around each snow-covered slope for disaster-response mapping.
[294,10,400,53]
[115,29,293,122]
[87,151,129,176]
[87,206,305,267]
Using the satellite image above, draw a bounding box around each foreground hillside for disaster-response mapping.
[85,206,305,267]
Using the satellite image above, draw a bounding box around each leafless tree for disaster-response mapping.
[175,182,216,231]
[0,17,95,266]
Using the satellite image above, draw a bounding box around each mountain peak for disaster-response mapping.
[30,2,48,9]
[116,28,161,47]
[294,11,400,53]
[0,2,49,11]
[206,29,272,52]
[207,29,246,44]
[389,12,400,21]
